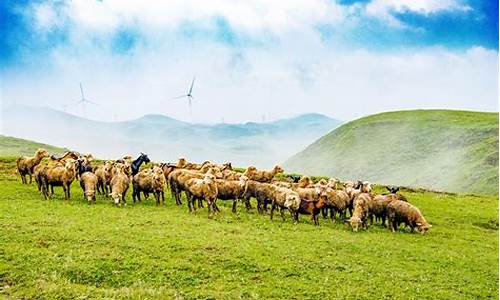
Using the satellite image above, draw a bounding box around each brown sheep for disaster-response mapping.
[80,171,98,204]
[151,166,166,206]
[387,200,432,234]
[322,188,350,222]
[16,148,50,184]
[242,179,275,213]
[243,165,284,183]
[40,158,77,200]
[368,194,408,226]
[268,185,302,222]
[95,161,114,195]
[184,173,218,218]
[168,167,222,206]
[109,166,130,206]
[214,177,247,213]
[132,169,154,203]
[327,178,339,189]
[222,168,243,180]
[349,193,373,232]
[296,196,327,225]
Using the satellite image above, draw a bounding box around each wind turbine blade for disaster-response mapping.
[172,94,187,100]
[80,82,85,99]
[188,97,192,115]
[85,99,98,105]
[189,77,195,94]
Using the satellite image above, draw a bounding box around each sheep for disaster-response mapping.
[243,165,284,183]
[213,176,247,213]
[327,178,339,190]
[360,181,372,193]
[322,188,350,222]
[80,171,98,204]
[268,186,301,222]
[95,161,114,195]
[109,165,130,206]
[76,154,93,180]
[242,179,275,213]
[16,148,50,184]
[184,173,218,218]
[40,158,77,200]
[222,168,243,180]
[387,200,432,234]
[368,194,408,226]
[349,193,373,232]
[151,166,166,206]
[168,167,223,206]
[296,195,327,225]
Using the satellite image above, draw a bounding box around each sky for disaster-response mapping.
[0,0,498,123]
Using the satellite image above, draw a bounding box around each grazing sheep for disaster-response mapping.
[184,173,218,218]
[80,171,98,204]
[16,148,50,184]
[322,188,350,222]
[349,193,373,232]
[95,161,114,195]
[40,159,77,200]
[214,177,247,213]
[387,200,431,234]
[268,186,301,222]
[243,165,284,183]
[109,166,130,206]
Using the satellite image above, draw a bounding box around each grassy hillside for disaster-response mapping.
[285,110,499,195]
[0,135,69,157]
[0,157,497,299]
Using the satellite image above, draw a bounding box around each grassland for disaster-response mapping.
[0,135,68,157]
[0,157,498,299]
[285,110,499,195]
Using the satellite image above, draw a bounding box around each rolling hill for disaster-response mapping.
[0,135,68,157]
[0,106,341,167]
[285,110,499,195]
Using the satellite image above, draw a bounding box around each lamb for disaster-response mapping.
[95,161,114,195]
[80,171,98,204]
[16,148,50,184]
[387,200,432,234]
[40,158,77,200]
[296,195,327,225]
[243,165,284,183]
[109,165,130,206]
[214,177,247,213]
[184,173,219,218]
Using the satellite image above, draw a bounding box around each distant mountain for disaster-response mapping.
[0,105,341,167]
[285,110,499,195]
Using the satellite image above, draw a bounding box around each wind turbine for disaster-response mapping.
[172,77,195,116]
[75,82,97,117]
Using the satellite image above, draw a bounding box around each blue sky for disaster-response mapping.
[0,0,498,122]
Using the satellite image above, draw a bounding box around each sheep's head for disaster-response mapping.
[203,173,216,183]
[84,190,95,203]
[316,178,328,186]
[64,159,77,171]
[298,176,312,188]
[361,182,372,193]
[350,216,362,232]
[222,162,232,171]
[417,221,432,235]
[244,166,257,175]
[284,193,301,211]
[113,163,127,176]
[273,165,284,174]
[328,178,338,189]
[177,158,187,168]
[36,148,50,158]
[140,153,151,164]
[206,167,223,179]
[343,181,354,189]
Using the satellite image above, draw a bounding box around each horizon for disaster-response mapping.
[1,0,498,123]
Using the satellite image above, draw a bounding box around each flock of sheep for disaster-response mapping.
[16,148,432,234]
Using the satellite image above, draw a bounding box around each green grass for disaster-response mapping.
[0,135,69,157]
[0,157,498,299]
[285,109,499,195]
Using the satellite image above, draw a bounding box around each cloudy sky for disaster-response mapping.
[1,0,498,123]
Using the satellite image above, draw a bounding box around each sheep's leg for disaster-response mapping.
[322,207,328,219]
[207,200,214,219]
[280,207,285,221]
[232,200,237,213]
[28,174,33,184]
[269,203,275,220]
[213,202,220,213]
[330,208,336,223]
[161,191,165,206]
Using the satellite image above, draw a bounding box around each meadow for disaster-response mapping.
[0,157,498,299]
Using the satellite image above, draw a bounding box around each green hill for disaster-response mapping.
[0,135,69,157]
[285,110,499,195]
